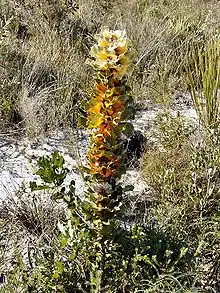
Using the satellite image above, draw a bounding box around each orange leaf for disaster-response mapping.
[96,83,108,93]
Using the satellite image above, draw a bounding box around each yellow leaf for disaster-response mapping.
[88,101,102,114]
[99,39,110,47]
[96,50,109,61]
[88,114,104,128]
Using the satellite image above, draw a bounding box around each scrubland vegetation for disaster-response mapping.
[0,0,220,292]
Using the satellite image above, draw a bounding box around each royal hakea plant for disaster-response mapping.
[30,29,134,225]
[30,28,135,291]
[82,28,135,222]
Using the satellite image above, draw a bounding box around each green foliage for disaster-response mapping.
[0,96,15,122]
[29,151,80,210]
[30,151,69,190]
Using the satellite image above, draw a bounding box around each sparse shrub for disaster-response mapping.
[141,109,220,291]
[142,112,192,194]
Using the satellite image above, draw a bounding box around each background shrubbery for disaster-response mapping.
[1,0,219,134]
[0,0,220,292]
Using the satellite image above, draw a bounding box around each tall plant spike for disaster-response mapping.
[83,29,135,221]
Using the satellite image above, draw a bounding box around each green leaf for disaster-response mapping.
[56,261,64,274]
[124,185,134,192]
[120,122,134,137]
[69,180,76,194]
[78,115,87,128]
[33,151,69,187]
[121,106,135,120]
[52,189,65,200]
[29,181,49,191]
[51,151,64,168]
[37,156,47,168]
[52,271,59,279]
[64,195,71,203]
[36,168,54,183]
[194,240,205,257]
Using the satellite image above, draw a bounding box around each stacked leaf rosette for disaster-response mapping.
[80,29,135,219]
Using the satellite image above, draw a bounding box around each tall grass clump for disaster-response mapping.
[185,40,220,131]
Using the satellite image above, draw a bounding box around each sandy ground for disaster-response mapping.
[0,96,197,201]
